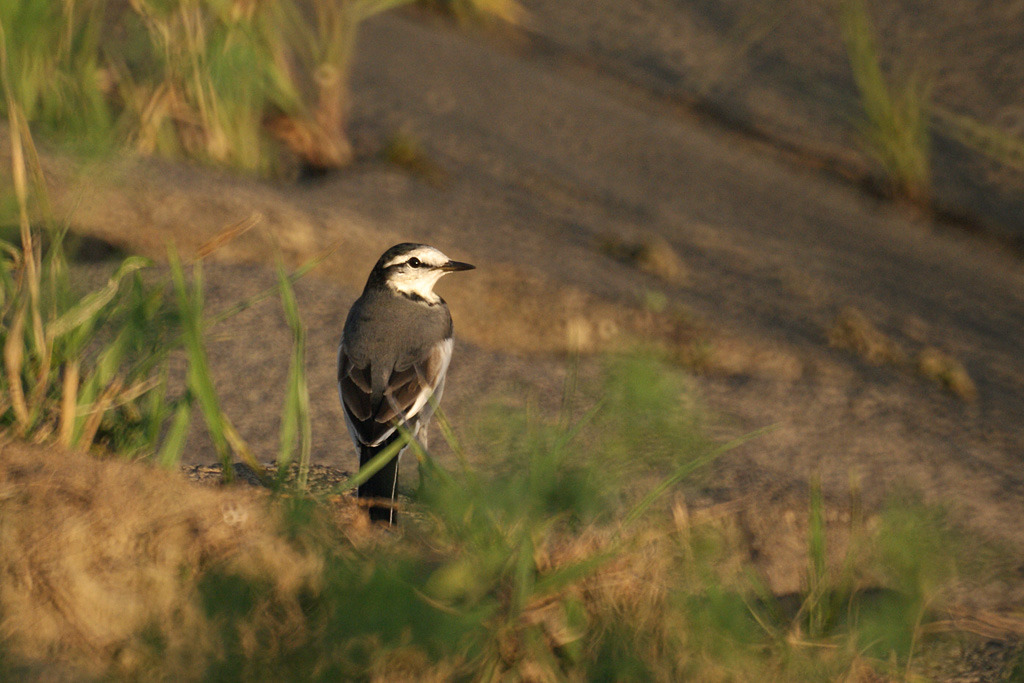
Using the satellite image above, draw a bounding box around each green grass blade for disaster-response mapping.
[276,375,299,484]
[169,249,233,480]
[333,433,410,493]
[274,257,311,489]
[72,328,131,445]
[623,426,772,527]
[46,256,151,340]
[431,404,471,472]
[532,548,618,599]
[510,531,536,617]
[158,396,193,469]
[805,475,828,638]
[144,363,172,454]
[933,105,1024,173]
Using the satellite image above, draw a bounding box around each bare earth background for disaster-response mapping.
[30,0,1024,630]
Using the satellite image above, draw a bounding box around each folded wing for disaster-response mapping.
[338,337,453,448]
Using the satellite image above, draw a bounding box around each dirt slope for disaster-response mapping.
[37,7,1024,606]
[519,0,1024,240]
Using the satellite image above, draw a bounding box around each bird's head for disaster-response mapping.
[370,243,475,302]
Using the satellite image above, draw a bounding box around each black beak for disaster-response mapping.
[442,260,475,272]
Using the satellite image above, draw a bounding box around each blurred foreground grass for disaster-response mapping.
[1,377,1000,680]
[179,441,992,681]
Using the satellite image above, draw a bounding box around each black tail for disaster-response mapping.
[357,440,401,524]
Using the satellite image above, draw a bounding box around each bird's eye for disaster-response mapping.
[407,257,422,268]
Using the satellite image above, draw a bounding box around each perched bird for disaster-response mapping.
[338,243,474,524]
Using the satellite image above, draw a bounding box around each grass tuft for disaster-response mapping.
[828,306,906,366]
[917,347,977,401]
[595,233,688,284]
[838,0,932,206]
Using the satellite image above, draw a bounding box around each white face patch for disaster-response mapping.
[382,246,452,303]
[388,268,448,302]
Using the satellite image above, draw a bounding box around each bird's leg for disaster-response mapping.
[358,444,402,524]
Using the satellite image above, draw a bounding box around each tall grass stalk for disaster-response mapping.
[207,243,337,327]
[804,475,829,638]
[838,0,932,205]
[275,257,312,489]
[333,432,411,494]
[168,249,266,482]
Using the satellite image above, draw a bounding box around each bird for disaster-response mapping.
[337,243,474,524]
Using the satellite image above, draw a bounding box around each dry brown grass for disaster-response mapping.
[693,335,804,381]
[0,437,323,678]
[917,347,978,401]
[828,306,977,401]
[828,306,907,366]
[536,525,673,628]
[595,233,689,285]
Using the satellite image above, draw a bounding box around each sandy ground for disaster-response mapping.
[31,0,1024,613]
